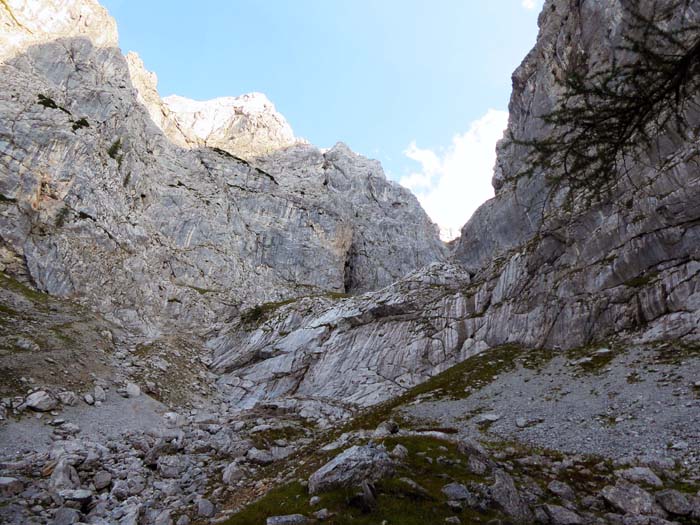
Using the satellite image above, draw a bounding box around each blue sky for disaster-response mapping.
[102,0,544,237]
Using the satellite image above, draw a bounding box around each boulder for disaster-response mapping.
[93,470,112,490]
[222,462,243,484]
[0,476,23,497]
[601,481,656,515]
[489,469,533,522]
[308,444,394,495]
[50,507,81,525]
[197,498,215,517]
[655,489,691,516]
[617,467,663,488]
[125,383,141,398]
[548,480,576,501]
[25,390,57,411]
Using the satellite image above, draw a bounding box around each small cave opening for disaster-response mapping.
[343,244,358,294]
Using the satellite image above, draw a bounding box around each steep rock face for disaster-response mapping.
[0,0,445,335]
[213,0,700,409]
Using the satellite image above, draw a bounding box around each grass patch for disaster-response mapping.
[0,272,49,304]
[625,271,659,288]
[71,117,89,131]
[107,139,124,168]
[224,435,499,525]
[37,94,70,114]
[250,423,310,450]
[652,340,700,364]
[240,299,298,325]
[566,345,617,374]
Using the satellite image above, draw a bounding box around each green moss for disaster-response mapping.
[250,424,310,450]
[55,206,70,227]
[240,299,297,325]
[224,436,499,525]
[652,340,700,364]
[37,94,70,114]
[71,117,89,131]
[566,345,617,374]
[107,139,124,168]
[0,272,49,304]
[625,271,658,288]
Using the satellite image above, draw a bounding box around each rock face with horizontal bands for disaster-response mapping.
[209,0,700,410]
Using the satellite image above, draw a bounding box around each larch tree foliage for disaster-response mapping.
[512,0,700,195]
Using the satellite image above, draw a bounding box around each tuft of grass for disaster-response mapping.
[55,206,70,228]
[107,139,124,168]
[71,117,89,131]
[37,94,71,114]
[240,299,298,325]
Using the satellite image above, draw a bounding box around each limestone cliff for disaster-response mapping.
[0,0,446,336]
[212,0,700,409]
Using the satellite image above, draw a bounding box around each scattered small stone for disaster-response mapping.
[601,481,655,515]
[309,496,321,506]
[83,393,94,405]
[57,391,78,406]
[442,482,471,501]
[474,413,501,425]
[247,447,274,465]
[445,517,461,524]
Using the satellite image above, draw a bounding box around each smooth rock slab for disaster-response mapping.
[308,444,393,495]
[266,514,309,525]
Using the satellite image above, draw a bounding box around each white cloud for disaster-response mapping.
[400,109,509,241]
[522,0,543,10]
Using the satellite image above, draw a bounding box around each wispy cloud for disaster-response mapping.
[522,0,543,10]
[400,109,509,241]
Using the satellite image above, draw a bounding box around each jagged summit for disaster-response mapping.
[162,92,301,159]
